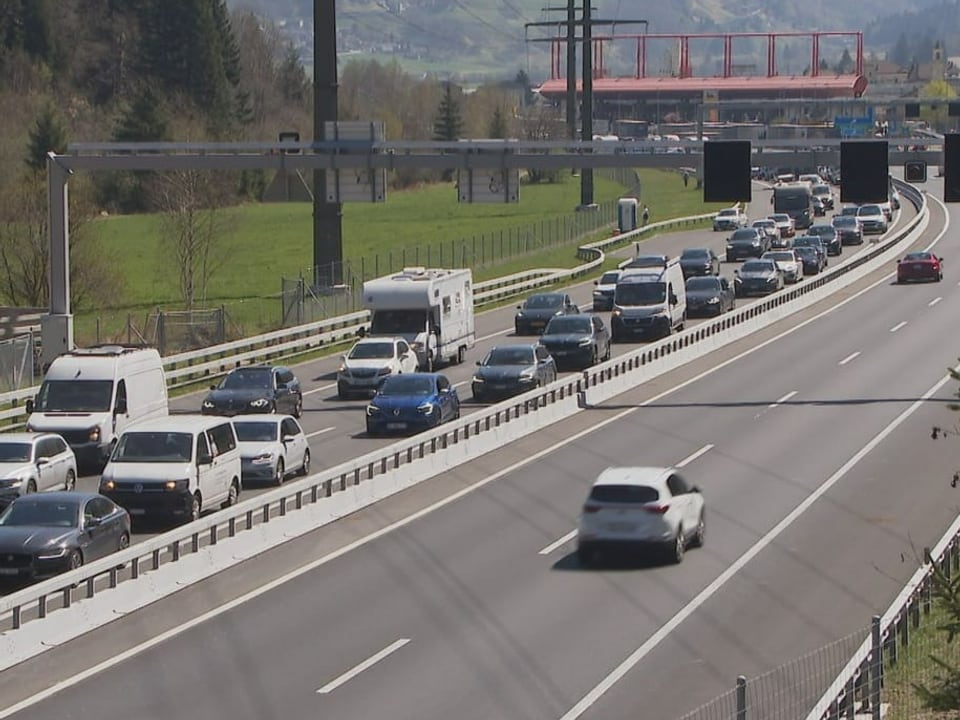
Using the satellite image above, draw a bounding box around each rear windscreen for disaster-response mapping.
[589,484,659,503]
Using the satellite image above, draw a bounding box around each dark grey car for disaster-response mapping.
[540,315,611,369]
[685,276,735,317]
[792,236,829,266]
[807,224,842,256]
[515,293,579,335]
[832,215,863,245]
[202,365,303,418]
[734,259,784,297]
[471,344,557,402]
[0,492,130,583]
[679,248,720,278]
[725,228,768,262]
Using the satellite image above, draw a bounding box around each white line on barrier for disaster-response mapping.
[307,427,336,439]
[676,444,714,468]
[839,352,861,366]
[929,296,943,307]
[538,529,578,556]
[316,638,410,694]
[889,321,907,333]
[768,390,797,409]
[558,369,956,720]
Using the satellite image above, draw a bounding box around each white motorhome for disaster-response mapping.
[25,345,169,470]
[99,415,242,524]
[360,267,476,371]
[610,258,687,341]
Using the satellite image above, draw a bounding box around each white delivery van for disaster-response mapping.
[360,267,475,371]
[99,415,242,524]
[26,345,169,470]
[610,258,687,342]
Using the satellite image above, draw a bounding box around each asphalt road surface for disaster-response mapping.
[0,182,955,720]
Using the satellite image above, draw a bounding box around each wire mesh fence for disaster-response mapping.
[674,629,869,720]
[0,333,36,392]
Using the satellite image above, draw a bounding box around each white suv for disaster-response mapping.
[577,466,705,565]
[337,337,419,399]
[0,433,77,508]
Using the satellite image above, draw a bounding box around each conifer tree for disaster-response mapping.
[25,104,68,173]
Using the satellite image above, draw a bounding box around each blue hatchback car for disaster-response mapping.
[365,373,461,436]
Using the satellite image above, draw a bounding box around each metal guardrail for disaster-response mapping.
[0,210,712,427]
[0,182,926,645]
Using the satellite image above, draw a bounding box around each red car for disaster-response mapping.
[897,251,943,283]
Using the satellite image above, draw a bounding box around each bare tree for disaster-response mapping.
[150,169,233,310]
[0,175,124,309]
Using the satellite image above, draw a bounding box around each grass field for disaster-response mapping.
[77,168,724,344]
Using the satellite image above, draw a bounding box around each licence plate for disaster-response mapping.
[606,522,635,533]
[387,422,407,430]
[0,568,20,575]
[128,508,147,516]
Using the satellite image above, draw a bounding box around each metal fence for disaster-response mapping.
[281,195,632,327]
[0,333,36,392]
[140,307,231,355]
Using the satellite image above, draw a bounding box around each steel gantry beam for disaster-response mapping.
[44,137,943,364]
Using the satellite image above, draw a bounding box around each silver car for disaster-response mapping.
[0,433,77,509]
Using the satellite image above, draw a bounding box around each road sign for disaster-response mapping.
[834,116,874,138]
[457,169,520,203]
[323,121,387,202]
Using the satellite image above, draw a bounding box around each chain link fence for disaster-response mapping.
[674,629,869,720]
[0,333,36,392]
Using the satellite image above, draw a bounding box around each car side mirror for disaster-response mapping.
[690,485,702,494]
[734,269,740,275]
[356,327,366,338]
[197,451,213,465]
[86,516,102,528]
[36,457,50,467]
[593,280,599,286]
[669,294,678,306]
[282,435,294,444]
[210,384,217,391]
[25,399,34,414]
[475,360,481,366]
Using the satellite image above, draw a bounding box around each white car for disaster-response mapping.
[592,269,622,311]
[751,219,781,245]
[577,466,705,565]
[762,249,804,283]
[713,207,748,231]
[233,414,310,486]
[0,433,77,508]
[337,337,419,399]
[767,213,796,239]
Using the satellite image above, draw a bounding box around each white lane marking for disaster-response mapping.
[558,369,957,720]
[767,390,797,409]
[675,444,714,468]
[478,327,513,342]
[538,529,578,556]
[305,383,336,396]
[306,427,336,439]
[453,381,468,389]
[929,296,943,307]
[316,638,410,694]
[838,351,861,366]
[3,207,947,717]
[889,321,907,333]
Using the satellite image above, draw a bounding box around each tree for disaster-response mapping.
[488,106,507,138]
[911,556,960,711]
[891,32,911,67]
[920,79,958,131]
[25,104,68,173]
[835,48,854,74]
[150,170,233,310]
[105,87,171,212]
[432,82,463,142]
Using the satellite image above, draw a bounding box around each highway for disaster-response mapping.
[0,182,956,720]
[69,184,918,542]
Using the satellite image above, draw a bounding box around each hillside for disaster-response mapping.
[227,0,952,82]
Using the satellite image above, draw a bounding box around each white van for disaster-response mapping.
[99,415,242,524]
[610,258,687,342]
[26,345,169,470]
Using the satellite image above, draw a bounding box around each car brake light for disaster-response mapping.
[583,505,602,514]
[643,504,670,514]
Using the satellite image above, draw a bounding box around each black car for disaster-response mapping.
[685,276,735,317]
[725,228,768,262]
[734,259,784,297]
[622,254,670,270]
[202,365,303,417]
[793,245,826,275]
[472,344,557,402]
[515,293,579,335]
[792,236,829,266]
[679,248,721,278]
[0,492,130,582]
[539,314,611,369]
[806,224,842,256]
[831,215,863,245]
